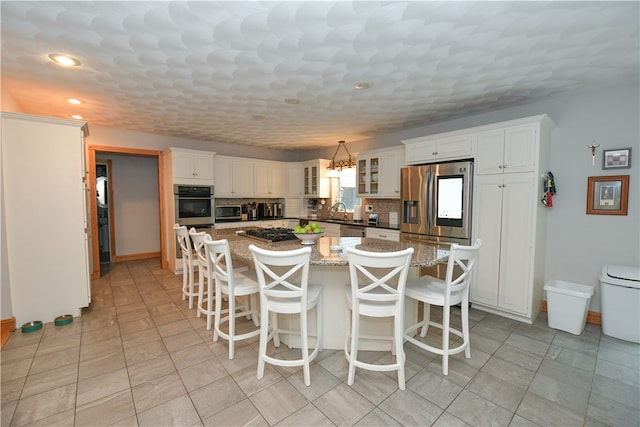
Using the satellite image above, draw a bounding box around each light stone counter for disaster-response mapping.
[226,235,449,351]
[227,235,449,268]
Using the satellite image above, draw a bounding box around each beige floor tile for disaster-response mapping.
[78,350,127,381]
[76,367,130,407]
[75,389,136,426]
[250,379,308,425]
[447,389,513,426]
[131,372,186,413]
[137,394,200,427]
[202,398,268,427]
[178,357,228,392]
[190,376,246,420]
[29,347,80,376]
[124,340,168,366]
[11,383,76,426]
[315,383,376,426]
[379,388,443,426]
[19,408,75,427]
[21,363,78,399]
[128,354,177,387]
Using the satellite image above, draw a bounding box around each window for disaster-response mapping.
[337,168,360,210]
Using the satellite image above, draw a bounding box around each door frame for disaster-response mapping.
[87,145,166,279]
[96,159,116,262]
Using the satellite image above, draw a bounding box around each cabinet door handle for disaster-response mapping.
[503,164,507,169]
[498,165,503,169]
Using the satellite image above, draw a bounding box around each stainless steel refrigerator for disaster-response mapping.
[400,159,473,245]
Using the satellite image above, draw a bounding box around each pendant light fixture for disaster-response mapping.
[327,140,355,177]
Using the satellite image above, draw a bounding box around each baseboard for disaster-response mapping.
[1,317,16,348]
[541,300,601,325]
[112,251,161,263]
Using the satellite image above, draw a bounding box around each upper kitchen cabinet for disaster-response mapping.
[254,160,286,198]
[168,148,215,184]
[303,159,330,198]
[357,147,404,198]
[214,155,254,197]
[476,124,539,175]
[402,134,473,165]
[1,112,91,326]
[286,163,305,197]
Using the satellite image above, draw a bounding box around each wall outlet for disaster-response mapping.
[364,204,373,212]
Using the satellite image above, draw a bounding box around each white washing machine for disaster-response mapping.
[599,265,640,343]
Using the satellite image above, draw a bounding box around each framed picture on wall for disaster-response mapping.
[586,175,629,215]
[603,148,631,169]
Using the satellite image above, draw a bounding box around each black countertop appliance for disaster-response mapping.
[257,202,283,219]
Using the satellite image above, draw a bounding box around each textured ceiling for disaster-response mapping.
[1,1,638,151]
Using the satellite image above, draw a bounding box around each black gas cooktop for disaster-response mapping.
[243,227,297,243]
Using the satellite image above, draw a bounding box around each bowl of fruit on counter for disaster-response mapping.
[293,223,323,245]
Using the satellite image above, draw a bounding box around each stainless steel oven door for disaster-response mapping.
[174,195,215,226]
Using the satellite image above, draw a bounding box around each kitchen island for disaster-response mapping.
[227,234,448,350]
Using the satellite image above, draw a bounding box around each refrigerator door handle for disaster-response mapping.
[426,168,434,231]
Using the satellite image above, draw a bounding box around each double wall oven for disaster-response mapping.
[173,184,215,227]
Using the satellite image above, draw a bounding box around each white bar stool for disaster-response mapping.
[173,224,198,309]
[204,238,260,359]
[249,244,323,387]
[403,239,482,375]
[344,247,414,390]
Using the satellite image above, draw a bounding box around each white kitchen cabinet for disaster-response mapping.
[357,147,404,198]
[303,159,330,198]
[476,124,536,175]
[169,148,215,184]
[286,163,305,197]
[366,228,400,241]
[254,161,286,197]
[214,155,254,197]
[472,174,536,316]
[316,221,341,237]
[1,112,91,325]
[471,114,555,323]
[402,134,473,165]
[357,154,380,197]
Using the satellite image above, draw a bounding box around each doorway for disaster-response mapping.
[87,145,166,279]
[96,160,115,263]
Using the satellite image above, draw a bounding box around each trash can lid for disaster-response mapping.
[601,265,640,289]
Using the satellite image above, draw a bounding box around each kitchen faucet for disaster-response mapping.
[330,201,347,219]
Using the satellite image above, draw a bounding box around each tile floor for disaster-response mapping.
[1,258,639,426]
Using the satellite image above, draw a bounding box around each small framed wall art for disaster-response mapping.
[603,148,631,169]
[586,175,629,215]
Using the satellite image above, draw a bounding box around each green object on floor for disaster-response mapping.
[21,321,42,333]
[54,315,73,326]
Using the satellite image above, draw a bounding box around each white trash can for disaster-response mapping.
[544,280,594,335]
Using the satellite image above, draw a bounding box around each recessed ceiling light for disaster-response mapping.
[48,53,80,67]
[66,98,82,105]
[353,82,372,90]
[284,98,300,104]
[71,114,83,120]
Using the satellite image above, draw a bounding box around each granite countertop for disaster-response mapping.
[301,217,401,231]
[226,234,448,267]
